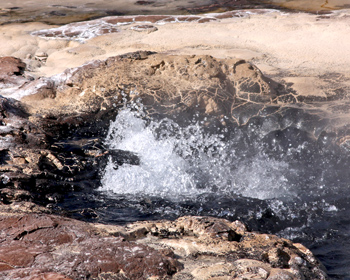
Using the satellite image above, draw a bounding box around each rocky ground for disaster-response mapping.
[0,207,328,280]
[1,5,350,279]
[0,49,338,279]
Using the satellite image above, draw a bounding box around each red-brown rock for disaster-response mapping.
[0,56,27,88]
[0,57,26,77]
[0,213,180,280]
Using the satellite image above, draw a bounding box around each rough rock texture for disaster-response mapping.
[0,52,289,207]
[21,51,282,126]
[0,57,30,92]
[0,213,328,279]
[20,51,342,136]
[0,94,109,206]
[115,216,329,279]
[0,212,180,280]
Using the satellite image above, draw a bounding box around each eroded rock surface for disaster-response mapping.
[0,213,328,280]
[21,51,282,125]
[20,50,344,133]
[0,94,110,207]
[116,216,329,279]
[0,212,180,280]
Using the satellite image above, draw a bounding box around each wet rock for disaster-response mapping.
[0,188,32,204]
[0,1,286,26]
[0,201,51,214]
[0,51,340,280]
[0,213,180,280]
[0,94,106,206]
[29,8,291,41]
[97,216,329,279]
[180,0,271,14]
[0,214,328,280]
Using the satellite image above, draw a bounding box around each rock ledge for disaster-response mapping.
[0,213,328,280]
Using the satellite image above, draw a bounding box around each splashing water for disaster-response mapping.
[101,108,197,198]
[70,101,350,279]
[100,105,296,200]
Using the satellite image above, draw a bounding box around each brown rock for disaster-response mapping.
[0,241,46,267]
[0,57,26,77]
[134,15,172,23]
[0,56,29,92]
[100,216,329,280]
[1,51,336,215]
[267,268,296,280]
[232,259,271,278]
[0,213,328,280]
[21,52,279,126]
[191,262,235,279]
[0,213,180,280]
[0,262,14,272]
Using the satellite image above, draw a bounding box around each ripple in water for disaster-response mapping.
[96,102,350,279]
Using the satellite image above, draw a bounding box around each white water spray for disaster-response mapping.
[100,105,294,200]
